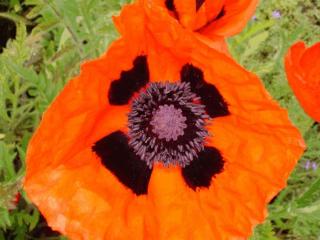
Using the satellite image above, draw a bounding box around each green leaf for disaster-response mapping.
[241,31,269,60]
[250,220,279,240]
[6,62,38,82]
[237,20,275,44]
[296,178,320,208]
[0,208,11,229]
[0,12,31,25]
[28,209,40,231]
[0,142,16,182]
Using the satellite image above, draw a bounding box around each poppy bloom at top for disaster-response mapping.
[24,2,304,240]
[285,41,320,122]
[150,0,258,51]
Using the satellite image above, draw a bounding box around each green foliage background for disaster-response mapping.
[0,0,319,239]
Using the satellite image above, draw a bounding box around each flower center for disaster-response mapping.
[151,104,187,141]
[128,82,209,168]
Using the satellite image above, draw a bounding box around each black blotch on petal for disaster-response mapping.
[198,84,230,117]
[214,7,226,21]
[92,131,152,195]
[195,6,226,32]
[108,56,149,105]
[181,64,230,118]
[182,147,224,190]
[165,0,175,11]
[196,0,205,11]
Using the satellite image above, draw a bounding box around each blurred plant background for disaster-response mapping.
[0,0,319,239]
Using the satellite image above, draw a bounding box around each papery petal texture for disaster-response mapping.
[146,0,258,53]
[285,41,320,122]
[25,2,304,240]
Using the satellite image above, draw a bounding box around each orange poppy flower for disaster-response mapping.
[148,0,258,52]
[285,41,320,122]
[24,2,304,240]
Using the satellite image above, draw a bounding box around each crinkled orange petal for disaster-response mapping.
[25,2,304,240]
[145,0,258,37]
[285,41,320,122]
[136,0,257,54]
[141,6,304,237]
[169,0,225,31]
[200,0,259,37]
[25,28,157,239]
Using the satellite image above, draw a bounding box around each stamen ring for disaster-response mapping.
[128,82,210,167]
